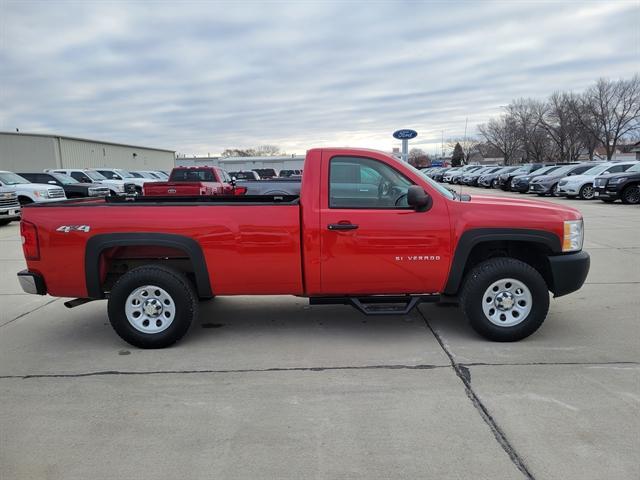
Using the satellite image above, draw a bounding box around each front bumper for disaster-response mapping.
[529,183,551,194]
[557,183,580,196]
[547,251,590,297]
[0,206,21,220]
[17,270,47,295]
[593,186,620,200]
[511,181,530,192]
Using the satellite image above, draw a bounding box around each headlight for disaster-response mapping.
[608,177,626,185]
[116,184,125,192]
[563,219,584,252]
[34,190,48,198]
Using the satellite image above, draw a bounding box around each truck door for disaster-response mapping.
[319,154,451,295]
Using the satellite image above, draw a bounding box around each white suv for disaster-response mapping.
[48,169,132,196]
[95,168,162,193]
[0,170,67,205]
[557,161,638,199]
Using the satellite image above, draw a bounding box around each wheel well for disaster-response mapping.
[18,195,34,204]
[461,240,553,290]
[99,245,196,293]
[85,234,213,299]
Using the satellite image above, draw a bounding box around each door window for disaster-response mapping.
[329,156,413,209]
[70,172,90,182]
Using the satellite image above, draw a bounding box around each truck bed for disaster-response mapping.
[20,195,304,298]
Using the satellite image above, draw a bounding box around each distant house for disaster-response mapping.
[630,141,640,161]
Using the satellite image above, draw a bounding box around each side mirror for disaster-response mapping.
[114,175,122,180]
[407,185,432,212]
[48,180,57,184]
[230,176,237,187]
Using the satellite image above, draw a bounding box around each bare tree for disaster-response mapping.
[447,137,480,164]
[506,98,551,162]
[478,115,521,164]
[221,145,284,157]
[539,92,587,162]
[574,76,640,159]
[408,148,430,168]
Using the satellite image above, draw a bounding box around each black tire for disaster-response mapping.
[578,183,594,200]
[107,265,198,348]
[621,184,640,205]
[459,257,549,342]
[0,219,12,226]
[491,179,498,188]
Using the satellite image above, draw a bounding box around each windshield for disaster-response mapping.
[511,166,529,175]
[625,163,640,173]
[86,170,107,181]
[582,164,611,176]
[115,169,135,179]
[533,166,559,176]
[51,173,79,184]
[548,165,575,176]
[411,164,455,199]
[0,172,29,185]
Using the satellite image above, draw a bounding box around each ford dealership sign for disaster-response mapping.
[393,129,418,140]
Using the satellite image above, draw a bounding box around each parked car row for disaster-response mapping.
[0,168,170,226]
[422,160,640,204]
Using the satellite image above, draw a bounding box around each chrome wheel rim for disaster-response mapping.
[125,285,175,333]
[482,278,532,327]
[582,184,594,199]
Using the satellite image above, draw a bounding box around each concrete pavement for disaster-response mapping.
[0,189,638,479]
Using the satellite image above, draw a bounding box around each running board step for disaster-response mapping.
[309,295,439,316]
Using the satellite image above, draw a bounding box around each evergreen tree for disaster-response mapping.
[451,142,464,166]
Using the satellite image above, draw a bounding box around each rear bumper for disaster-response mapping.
[17,270,47,295]
[547,251,590,297]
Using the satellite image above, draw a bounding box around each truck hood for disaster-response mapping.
[15,183,64,192]
[466,193,581,217]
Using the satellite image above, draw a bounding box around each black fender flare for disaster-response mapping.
[443,228,561,295]
[85,233,213,299]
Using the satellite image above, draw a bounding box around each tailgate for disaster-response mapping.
[143,182,204,196]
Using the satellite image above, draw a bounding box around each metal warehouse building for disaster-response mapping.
[0,132,175,172]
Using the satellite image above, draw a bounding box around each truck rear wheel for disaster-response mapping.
[459,258,549,341]
[107,265,198,348]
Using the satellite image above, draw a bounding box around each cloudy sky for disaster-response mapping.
[0,1,638,156]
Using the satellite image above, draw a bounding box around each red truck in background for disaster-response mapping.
[143,166,247,196]
[17,148,589,348]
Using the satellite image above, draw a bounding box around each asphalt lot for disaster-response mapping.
[0,189,638,479]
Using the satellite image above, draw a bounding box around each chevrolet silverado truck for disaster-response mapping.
[17,148,590,348]
[143,166,246,196]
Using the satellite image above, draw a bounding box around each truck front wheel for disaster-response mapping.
[107,265,198,348]
[460,258,549,341]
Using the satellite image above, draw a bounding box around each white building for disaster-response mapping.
[0,132,175,172]
[176,154,306,173]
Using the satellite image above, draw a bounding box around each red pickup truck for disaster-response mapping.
[143,166,246,196]
[17,148,589,348]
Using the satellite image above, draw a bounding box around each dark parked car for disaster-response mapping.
[528,163,594,196]
[229,170,261,180]
[431,167,453,182]
[253,168,278,179]
[497,164,544,190]
[461,166,502,186]
[18,172,110,198]
[478,166,519,188]
[593,163,640,204]
[509,165,563,193]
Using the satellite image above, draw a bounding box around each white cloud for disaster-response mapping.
[0,0,638,156]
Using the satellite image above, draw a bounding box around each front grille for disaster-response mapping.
[88,187,110,197]
[0,193,19,208]
[48,188,66,199]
